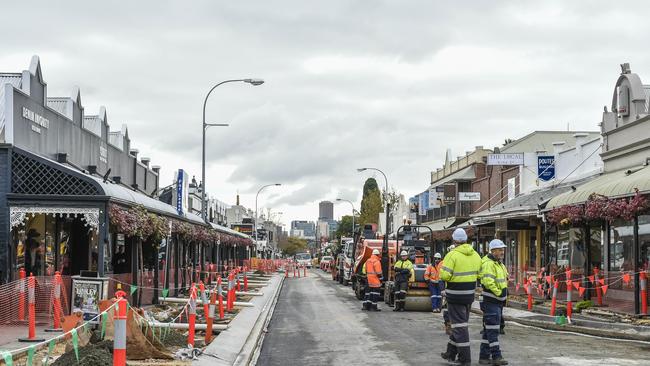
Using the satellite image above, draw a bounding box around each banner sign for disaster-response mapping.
[458,192,481,201]
[428,187,440,208]
[174,169,189,215]
[418,191,428,216]
[487,153,524,165]
[537,156,556,182]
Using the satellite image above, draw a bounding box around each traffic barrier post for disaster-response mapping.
[566,268,573,321]
[199,282,209,318]
[594,267,602,306]
[304,265,307,277]
[188,284,197,347]
[527,277,533,311]
[217,276,225,320]
[244,267,249,292]
[46,271,63,332]
[18,268,26,322]
[113,289,127,366]
[19,274,44,342]
[206,287,216,343]
[641,271,648,315]
[550,279,558,316]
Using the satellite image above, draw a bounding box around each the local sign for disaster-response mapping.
[487,153,524,166]
[537,156,556,182]
[458,192,481,201]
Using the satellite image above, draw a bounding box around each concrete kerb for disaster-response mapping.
[194,274,284,366]
[470,302,650,342]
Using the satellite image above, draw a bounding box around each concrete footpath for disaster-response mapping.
[471,302,650,342]
[194,274,283,366]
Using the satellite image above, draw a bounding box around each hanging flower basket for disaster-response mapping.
[548,190,649,225]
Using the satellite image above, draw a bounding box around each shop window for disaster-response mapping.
[589,224,604,271]
[638,215,650,270]
[544,227,558,269]
[557,228,585,273]
[609,219,634,272]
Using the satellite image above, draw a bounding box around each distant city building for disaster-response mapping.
[290,220,316,239]
[318,201,334,220]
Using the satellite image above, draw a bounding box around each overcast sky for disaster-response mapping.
[2,1,649,228]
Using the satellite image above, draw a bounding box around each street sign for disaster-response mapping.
[458,192,481,201]
[487,153,524,166]
[537,156,556,181]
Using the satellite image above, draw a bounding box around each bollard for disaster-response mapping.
[19,274,44,342]
[527,277,533,311]
[293,265,296,278]
[285,265,288,278]
[565,268,573,320]
[594,267,603,306]
[641,272,648,315]
[236,268,241,292]
[217,276,225,320]
[297,265,301,278]
[550,279,558,316]
[188,284,197,347]
[244,267,249,292]
[199,282,209,318]
[304,265,307,277]
[227,272,235,312]
[205,288,216,343]
[18,268,26,322]
[46,271,63,332]
[113,289,127,366]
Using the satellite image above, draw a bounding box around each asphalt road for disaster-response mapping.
[257,269,650,366]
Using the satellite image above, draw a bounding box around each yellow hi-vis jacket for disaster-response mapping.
[479,254,509,304]
[394,259,414,283]
[440,244,482,304]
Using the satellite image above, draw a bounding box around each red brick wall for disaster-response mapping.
[471,165,519,213]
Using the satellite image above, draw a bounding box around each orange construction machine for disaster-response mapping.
[351,237,398,300]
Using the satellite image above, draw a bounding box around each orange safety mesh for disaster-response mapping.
[0,275,69,326]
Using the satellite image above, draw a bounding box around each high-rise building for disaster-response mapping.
[290,220,316,239]
[319,201,334,220]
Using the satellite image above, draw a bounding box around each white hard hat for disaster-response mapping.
[452,228,468,242]
[400,250,408,256]
[372,249,380,255]
[489,239,507,251]
[434,252,442,259]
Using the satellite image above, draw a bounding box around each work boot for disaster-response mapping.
[479,359,492,365]
[499,328,506,335]
[362,303,369,311]
[372,306,381,312]
[440,352,456,362]
[492,357,509,365]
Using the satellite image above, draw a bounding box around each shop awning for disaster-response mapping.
[429,165,475,188]
[424,217,464,232]
[210,222,250,239]
[546,166,650,209]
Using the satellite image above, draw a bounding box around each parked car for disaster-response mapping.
[295,252,312,268]
[320,256,333,271]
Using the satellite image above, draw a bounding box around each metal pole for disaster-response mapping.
[359,168,390,280]
[255,184,281,259]
[201,79,263,222]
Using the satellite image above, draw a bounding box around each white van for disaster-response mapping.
[295,252,312,268]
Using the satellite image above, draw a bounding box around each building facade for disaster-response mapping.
[319,200,334,220]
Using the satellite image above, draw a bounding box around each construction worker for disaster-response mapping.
[478,239,509,365]
[362,249,383,311]
[425,252,443,313]
[439,228,482,366]
[393,250,413,312]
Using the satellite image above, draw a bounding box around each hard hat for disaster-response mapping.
[434,252,442,259]
[400,250,408,256]
[452,228,467,242]
[489,239,507,251]
[372,249,380,255]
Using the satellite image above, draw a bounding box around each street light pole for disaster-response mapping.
[201,78,264,223]
[255,183,281,259]
[357,167,390,280]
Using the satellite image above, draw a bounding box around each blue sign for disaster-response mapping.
[176,169,185,214]
[537,156,555,182]
[419,190,429,215]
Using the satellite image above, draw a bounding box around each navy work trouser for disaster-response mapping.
[480,301,503,360]
[428,281,442,310]
[445,302,472,363]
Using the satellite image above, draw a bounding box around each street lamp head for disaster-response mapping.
[274,183,282,186]
[336,198,343,201]
[357,168,367,172]
[244,78,265,86]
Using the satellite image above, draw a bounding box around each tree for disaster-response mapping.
[359,178,383,226]
[336,215,357,239]
[279,237,308,256]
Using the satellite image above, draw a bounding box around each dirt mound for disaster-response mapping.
[51,340,113,366]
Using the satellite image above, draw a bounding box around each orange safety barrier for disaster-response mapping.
[18,268,26,321]
[199,282,209,318]
[19,274,45,342]
[641,272,648,315]
[113,288,128,366]
[550,279,559,316]
[217,276,225,320]
[244,267,249,292]
[188,284,197,347]
[46,271,63,332]
[566,268,573,320]
[206,287,216,343]
[594,267,603,306]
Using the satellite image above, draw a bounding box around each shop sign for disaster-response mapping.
[537,156,556,182]
[487,153,524,166]
[458,192,481,201]
[71,277,108,322]
[22,107,50,134]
